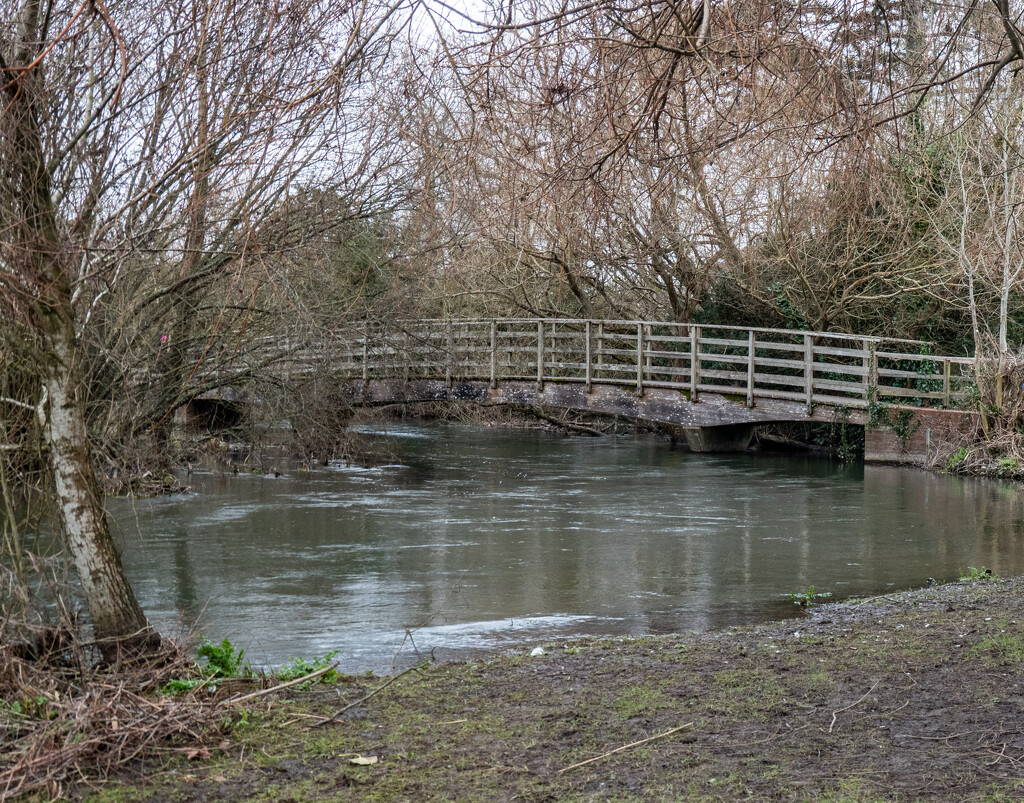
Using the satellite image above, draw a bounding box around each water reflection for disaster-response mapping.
[110,424,1024,672]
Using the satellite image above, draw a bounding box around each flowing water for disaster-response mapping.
[110,423,1024,673]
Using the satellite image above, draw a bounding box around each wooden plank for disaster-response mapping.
[700,368,750,382]
[695,352,749,365]
[810,393,869,409]
[752,357,808,372]
[812,345,870,359]
[748,387,807,403]
[752,372,806,388]
[698,336,750,349]
[641,379,691,390]
[875,349,949,362]
[643,365,692,378]
[877,386,946,399]
[876,367,942,380]
[592,363,638,374]
[814,378,868,394]
[644,334,694,346]
[750,340,806,354]
[809,363,868,377]
[697,381,748,394]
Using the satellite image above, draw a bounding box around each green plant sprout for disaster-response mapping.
[788,586,833,608]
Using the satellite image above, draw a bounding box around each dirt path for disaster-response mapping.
[92,578,1024,802]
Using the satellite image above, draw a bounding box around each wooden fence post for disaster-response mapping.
[445,323,453,388]
[585,320,592,393]
[636,322,644,397]
[362,321,369,384]
[537,320,544,392]
[746,329,755,408]
[690,325,700,401]
[869,342,879,407]
[804,334,813,413]
[490,320,497,389]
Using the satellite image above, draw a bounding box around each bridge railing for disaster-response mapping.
[288,319,977,412]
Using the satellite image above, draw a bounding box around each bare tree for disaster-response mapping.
[0,0,410,653]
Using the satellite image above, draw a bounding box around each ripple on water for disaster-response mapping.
[114,423,1024,670]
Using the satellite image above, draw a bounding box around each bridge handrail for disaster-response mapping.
[395,318,943,349]
[269,318,979,415]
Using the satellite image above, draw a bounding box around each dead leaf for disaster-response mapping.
[185,747,211,760]
[349,756,378,765]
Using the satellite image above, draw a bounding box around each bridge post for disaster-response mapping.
[585,320,592,393]
[644,323,652,375]
[864,339,878,407]
[403,328,410,385]
[362,321,369,385]
[445,323,453,389]
[636,322,644,397]
[746,329,755,407]
[690,325,700,401]
[490,320,497,389]
[804,334,813,413]
[536,320,544,391]
[943,359,951,407]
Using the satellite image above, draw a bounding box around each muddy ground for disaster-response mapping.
[74,575,1024,802]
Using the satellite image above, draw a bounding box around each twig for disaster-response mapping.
[317,665,419,727]
[557,723,694,774]
[829,680,880,733]
[222,662,338,707]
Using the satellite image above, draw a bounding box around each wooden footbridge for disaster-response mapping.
[263,318,976,459]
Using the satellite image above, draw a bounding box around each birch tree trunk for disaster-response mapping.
[3,0,156,655]
[39,290,156,652]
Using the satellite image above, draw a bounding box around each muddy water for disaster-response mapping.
[110,424,1024,672]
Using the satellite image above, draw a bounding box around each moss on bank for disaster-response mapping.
[72,577,1024,802]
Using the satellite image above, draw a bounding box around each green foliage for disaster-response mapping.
[836,422,859,462]
[198,637,248,679]
[788,586,833,608]
[2,695,57,721]
[826,408,863,462]
[891,408,921,446]
[162,637,249,696]
[868,400,920,449]
[277,650,341,689]
[867,398,888,428]
[769,282,809,331]
[959,566,994,582]
[946,447,968,471]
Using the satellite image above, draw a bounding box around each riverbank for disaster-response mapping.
[74,575,1024,802]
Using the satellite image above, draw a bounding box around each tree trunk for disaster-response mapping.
[40,300,157,654]
[5,0,157,657]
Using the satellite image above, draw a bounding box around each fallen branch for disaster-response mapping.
[557,722,694,774]
[317,665,419,727]
[526,405,607,436]
[829,680,880,733]
[222,662,339,707]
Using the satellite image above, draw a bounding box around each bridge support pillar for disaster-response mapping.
[682,423,755,453]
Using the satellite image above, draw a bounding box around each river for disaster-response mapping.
[110,423,1024,673]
